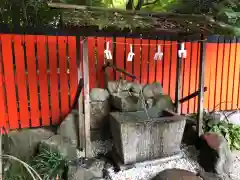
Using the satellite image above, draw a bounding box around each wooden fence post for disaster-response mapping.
[76,36,85,154]
[175,42,182,114]
[82,37,92,157]
[197,37,206,136]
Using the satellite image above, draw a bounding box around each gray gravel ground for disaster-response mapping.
[105,144,240,180]
[90,140,240,180]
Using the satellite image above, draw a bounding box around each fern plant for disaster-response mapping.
[31,149,67,180]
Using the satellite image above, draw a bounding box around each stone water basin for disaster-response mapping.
[110,107,186,165]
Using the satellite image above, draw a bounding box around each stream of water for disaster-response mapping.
[135,79,150,120]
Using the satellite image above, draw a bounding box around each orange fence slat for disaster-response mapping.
[188,42,198,113]
[148,40,156,83]
[68,36,78,104]
[235,42,240,108]
[58,36,69,117]
[1,35,19,129]
[169,41,177,102]
[48,36,60,125]
[214,41,224,111]
[13,35,29,128]
[115,37,125,80]
[25,35,40,127]
[87,37,96,89]
[141,39,149,84]
[208,43,218,111]
[37,35,50,126]
[0,35,8,129]
[163,40,171,94]
[97,37,105,87]
[204,43,213,111]
[105,37,114,81]
[155,40,164,84]
[227,41,236,109]
[133,39,141,81]
[125,38,133,81]
[221,42,231,110]
[182,42,191,114]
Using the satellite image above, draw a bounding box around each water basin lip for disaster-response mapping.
[110,110,185,124]
[118,117,185,124]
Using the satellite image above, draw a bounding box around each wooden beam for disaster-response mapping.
[197,37,206,136]
[175,42,182,114]
[82,37,92,157]
[47,2,211,20]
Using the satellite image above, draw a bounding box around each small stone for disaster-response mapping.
[110,91,144,112]
[154,95,174,111]
[142,82,163,100]
[198,132,233,176]
[151,82,163,98]
[68,158,105,180]
[142,84,154,99]
[39,135,77,161]
[90,100,110,129]
[90,88,110,102]
[57,110,79,148]
[108,80,131,94]
[152,168,201,180]
[129,82,143,94]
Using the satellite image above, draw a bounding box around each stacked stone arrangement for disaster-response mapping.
[103,80,186,165]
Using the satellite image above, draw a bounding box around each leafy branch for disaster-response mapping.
[205,120,240,150]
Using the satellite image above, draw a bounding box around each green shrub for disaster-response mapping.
[3,149,67,180]
[205,119,240,150]
[188,111,240,151]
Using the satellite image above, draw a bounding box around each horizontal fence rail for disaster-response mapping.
[0,34,239,130]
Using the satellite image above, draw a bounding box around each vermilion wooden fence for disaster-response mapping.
[204,37,240,112]
[0,34,239,130]
[0,34,79,130]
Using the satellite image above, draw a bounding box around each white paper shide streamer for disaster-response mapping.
[178,42,187,58]
[154,45,163,60]
[127,44,135,61]
[104,41,112,60]
[103,41,190,61]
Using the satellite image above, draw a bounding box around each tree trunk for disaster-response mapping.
[126,0,134,10]
[12,6,20,27]
[21,0,28,26]
[135,0,144,10]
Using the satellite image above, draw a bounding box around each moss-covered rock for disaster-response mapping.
[39,135,77,161]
